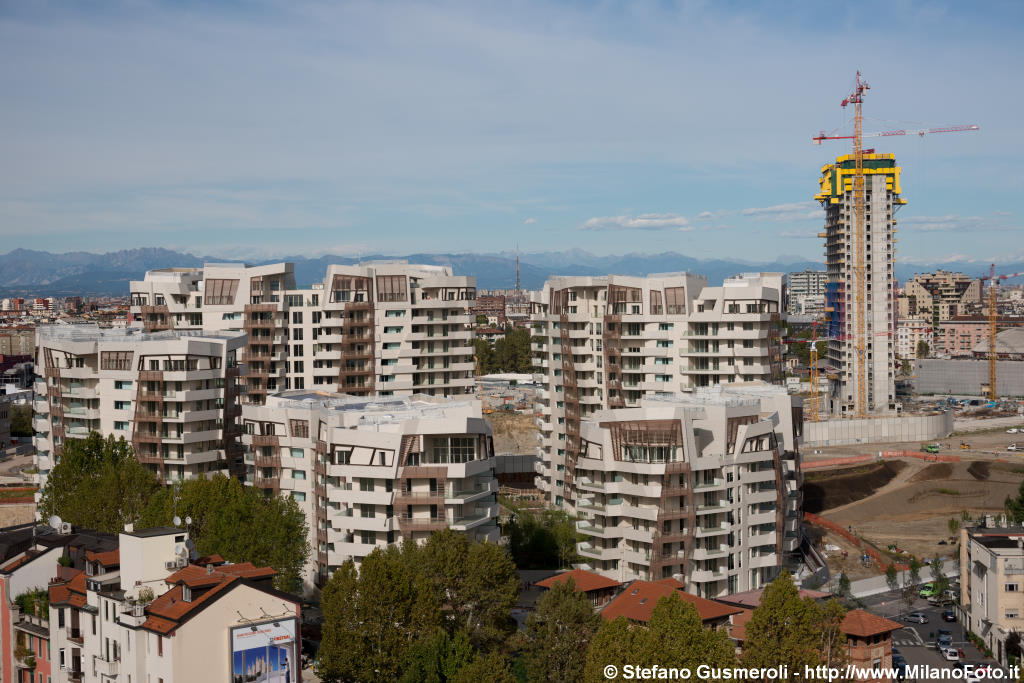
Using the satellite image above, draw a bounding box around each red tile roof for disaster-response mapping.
[85,549,120,567]
[166,562,276,588]
[841,609,902,638]
[601,579,743,624]
[535,569,621,593]
[719,587,830,608]
[727,607,755,642]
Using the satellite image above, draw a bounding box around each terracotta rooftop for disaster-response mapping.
[165,562,276,588]
[841,609,902,638]
[85,549,120,567]
[601,579,742,624]
[717,586,831,608]
[535,569,621,593]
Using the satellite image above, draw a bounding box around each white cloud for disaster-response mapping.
[579,213,690,231]
[523,217,536,224]
[780,230,820,238]
[696,211,715,220]
[741,201,818,217]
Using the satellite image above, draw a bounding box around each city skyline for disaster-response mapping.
[1,1,1021,263]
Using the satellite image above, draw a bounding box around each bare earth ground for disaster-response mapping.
[810,456,1024,565]
[485,412,539,454]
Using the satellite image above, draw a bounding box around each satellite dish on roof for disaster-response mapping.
[185,516,192,526]
[174,543,188,558]
[48,515,62,529]
[173,516,181,527]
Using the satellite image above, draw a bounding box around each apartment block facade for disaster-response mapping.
[129,261,477,404]
[959,525,1024,667]
[571,384,802,597]
[240,392,500,588]
[895,317,933,361]
[33,325,246,489]
[898,270,982,325]
[786,269,827,315]
[816,152,903,415]
[530,273,785,507]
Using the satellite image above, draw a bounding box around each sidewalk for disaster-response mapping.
[850,558,958,598]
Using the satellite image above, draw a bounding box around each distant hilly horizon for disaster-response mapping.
[0,246,1011,298]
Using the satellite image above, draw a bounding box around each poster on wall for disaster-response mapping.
[231,618,297,683]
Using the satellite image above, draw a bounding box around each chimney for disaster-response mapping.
[124,523,134,533]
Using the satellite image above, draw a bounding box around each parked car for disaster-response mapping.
[1008,443,1021,452]
[1008,428,1019,434]
[919,583,937,598]
[922,443,941,454]
[938,635,953,650]
[942,646,960,661]
[943,609,957,622]
[905,612,928,623]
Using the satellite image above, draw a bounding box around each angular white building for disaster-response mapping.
[573,383,803,597]
[129,261,477,404]
[239,392,500,589]
[530,273,786,507]
[33,325,246,488]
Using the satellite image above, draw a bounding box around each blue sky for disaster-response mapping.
[1,1,1021,263]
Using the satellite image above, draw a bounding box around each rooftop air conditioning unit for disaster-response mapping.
[176,557,188,568]
[60,523,72,535]
[165,561,177,570]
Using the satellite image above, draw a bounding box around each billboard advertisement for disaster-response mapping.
[231,618,297,683]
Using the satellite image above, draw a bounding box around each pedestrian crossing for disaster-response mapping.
[893,639,921,647]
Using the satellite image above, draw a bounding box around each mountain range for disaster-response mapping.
[0,247,1013,298]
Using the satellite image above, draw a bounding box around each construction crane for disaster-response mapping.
[980,266,1024,400]
[814,72,979,418]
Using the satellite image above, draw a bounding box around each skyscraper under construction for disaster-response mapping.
[815,152,905,415]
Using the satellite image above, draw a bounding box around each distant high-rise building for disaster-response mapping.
[786,269,828,315]
[529,272,785,508]
[815,152,904,416]
[898,270,982,327]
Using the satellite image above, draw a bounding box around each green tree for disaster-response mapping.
[742,571,847,673]
[585,594,737,682]
[10,403,32,437]
[475,314,489,326]
[139,474,309,593]
[837,572,851,598]
[1007,481,1024,524]
[948,517,961,539]
[907,556,924,587]
[472,338,494,375]
[39,432,160,534]
[885,564,899,593]
[451,651,515,683]
[930,555,951,597]
[917,340,930,359]
[505,509,579,569]
[316,562,363,682]
[524,579,602,683]
[399,629,476,683]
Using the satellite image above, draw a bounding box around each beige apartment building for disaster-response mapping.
[33,325,246,489]
[959,524,1024,667]
[571,383,802,597]
[129,261,477,403]
[530,272,785,507]
[899,270,982,325]
[240,392,500,589]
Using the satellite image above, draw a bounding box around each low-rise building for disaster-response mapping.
[895,317,933,360]
[240,391,500,589]
[571,383,802,597]
[959,525,1024,666]
[535,569,621,608]
[600,578,743,627]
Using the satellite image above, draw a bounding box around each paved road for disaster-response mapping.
[858,590,1003,679]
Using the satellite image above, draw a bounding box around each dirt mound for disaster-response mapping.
[968,461,991,481]
[802,460,906,514]
[909,463,954,482]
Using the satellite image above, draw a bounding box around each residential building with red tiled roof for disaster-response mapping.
[600,579,742,629]
[535,569,621,607]
[44,524,301,683]
[841,609,901,683]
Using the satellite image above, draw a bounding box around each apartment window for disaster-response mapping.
[290,448,305,459]
[292,311,303,324]
[360,503,375,518]
[114,400,131,410]
[292,470,306,480]
[360,478,374,492]
[1006,583,1019,592]
[656,340,672,348]
[293,328,304,341]
[384,326,403,334]
[383,342,400,350]
[292,345,304,357]
[742,340,754,349]
[360,531,374,545]
[292,492,306,502]
[385,310,406,317]
[114,421,129,431]
[157,635,163,656]
[114,380,133,390]
[293,361,304,373]
[658,323,674,330]
[59,648,65,668]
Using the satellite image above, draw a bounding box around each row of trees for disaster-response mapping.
[39,433,309,592]
[473,327,534,374]
[317,529,519,682]
[504,507,580,570]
